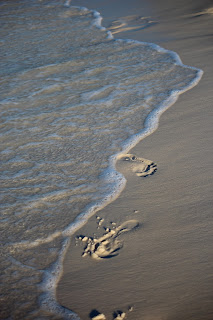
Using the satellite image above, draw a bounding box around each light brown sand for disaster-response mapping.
[57,0,213,319]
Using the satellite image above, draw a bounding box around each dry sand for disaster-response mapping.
[57,0,213,319]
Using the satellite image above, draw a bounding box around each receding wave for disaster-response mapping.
[0,0,202,319]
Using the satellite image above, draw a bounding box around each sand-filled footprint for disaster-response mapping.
[77,219,139,260]
[117,153,157,177]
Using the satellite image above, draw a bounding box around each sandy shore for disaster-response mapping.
[57,0,213,319]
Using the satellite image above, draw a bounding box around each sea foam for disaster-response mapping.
[0,0,202,318]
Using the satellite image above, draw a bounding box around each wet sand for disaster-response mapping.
[57,0,213,319]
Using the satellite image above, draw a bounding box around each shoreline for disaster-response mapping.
[55,0,212,319]
[41,5,203,318]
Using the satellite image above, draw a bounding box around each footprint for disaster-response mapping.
[107,15,156,35]
[90,309,127,320]
[90,310,106,320]
[77,219,139,260]
[117,153,157,177]
[185,6,213,18]
[113,310,126,319]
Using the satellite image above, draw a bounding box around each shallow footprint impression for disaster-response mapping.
[77,219,139,260]
[107,15,156,35]
[117,153,157,177]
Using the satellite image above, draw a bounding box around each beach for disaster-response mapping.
[0,0,212,319]
[57,0,213,319]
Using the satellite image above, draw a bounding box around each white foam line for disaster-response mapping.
[32,4,203,320]
[11,231,62,249]
[64,0,72,7]
[91,8,114,38]
[39,237,80,319]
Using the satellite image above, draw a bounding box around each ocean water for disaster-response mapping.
[0,0,202,319]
